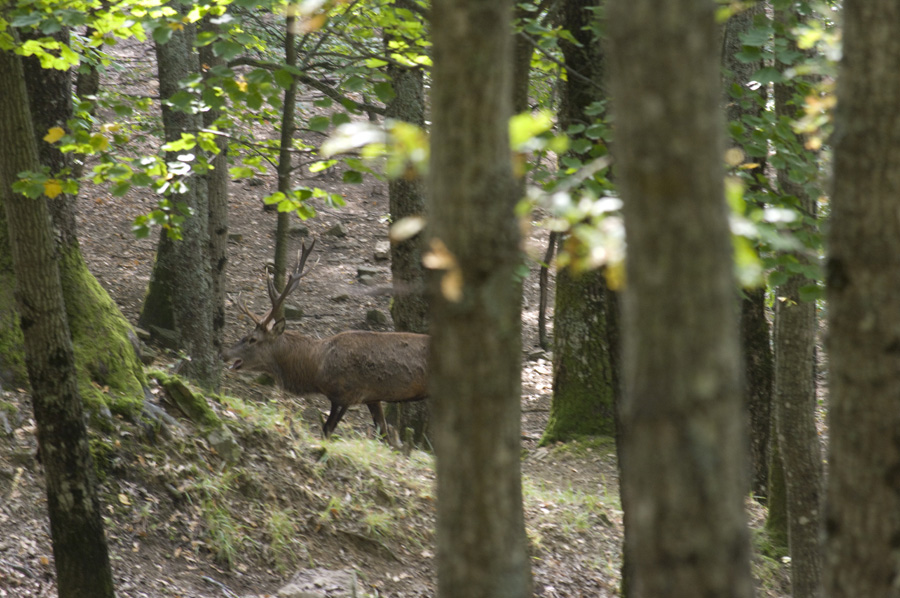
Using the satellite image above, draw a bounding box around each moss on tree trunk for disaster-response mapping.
[541,267,617,444]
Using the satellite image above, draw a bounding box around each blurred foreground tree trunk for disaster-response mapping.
[0,43,115,598]
[825,2,900,596]
[608,0,754,595]
[723,1,773,502]
[429,0,532,595]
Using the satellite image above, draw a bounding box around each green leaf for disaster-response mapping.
[309,116,330,132]
[332,112,351,126]
[753,67,785,85]
[344,75,366,92]
[799,284,822,302]
[768,269,789,287]
[111,180,132,196]
[213,39,243,62]
[343,170,363,184]
[274,69,294,89]
[740,26,773,47]
[374,81,395,103]
[152,26,173,45]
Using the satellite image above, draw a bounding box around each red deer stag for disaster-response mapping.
[222,239,429,439]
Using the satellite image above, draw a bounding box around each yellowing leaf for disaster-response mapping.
[441,269,463,303]
[422,238,457,270]
[118,493,131,506]
[605,260,626,291]
[44,127,65,143]
[168,22,184,31]
[43,180,63,198]
[390,215,426,242]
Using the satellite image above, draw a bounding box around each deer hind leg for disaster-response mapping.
[366,402,388,438]
[323,403,349,437]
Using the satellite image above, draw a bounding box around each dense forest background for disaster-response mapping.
[2,0,898,597]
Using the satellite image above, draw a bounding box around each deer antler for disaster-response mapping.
[235,292,263,326]
[257,238,317,330]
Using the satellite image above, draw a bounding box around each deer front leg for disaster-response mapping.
[323,403,348,437]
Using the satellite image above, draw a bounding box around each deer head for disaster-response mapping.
[224,238,316,371]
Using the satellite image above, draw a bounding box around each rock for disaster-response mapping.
[366,309,388,326]
[330,294,350,303]
[227,232,244,243]
[284,304,304,320]
[148,325,179,350]
[374,240,391,261]
[358,274,378,286]
[527,349,548,361]
[324,223,347,237]
[357,265,380,278]
[289,224,310,238]
[207,425,242,463]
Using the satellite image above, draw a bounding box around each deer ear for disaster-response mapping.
[270,318,286,335]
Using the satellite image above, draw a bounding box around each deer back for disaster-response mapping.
[312,331,429,406]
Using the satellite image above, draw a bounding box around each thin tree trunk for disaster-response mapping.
[608,0,754,595]
[771,8,824,594]
[384,29,429,445]
[0,44,115,598]
[429,0,531,595]
[825,2,900,596]
[200,17,229,358]
[271,12,299,315]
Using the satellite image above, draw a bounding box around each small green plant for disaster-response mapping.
[265,508,299,574]
[362,509,395,539]
[203,501,246,568]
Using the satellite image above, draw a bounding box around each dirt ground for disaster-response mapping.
[0,39,790,598]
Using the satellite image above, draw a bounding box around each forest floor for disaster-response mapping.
[0,39,791,598]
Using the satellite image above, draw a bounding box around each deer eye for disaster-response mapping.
[247,337,257,345]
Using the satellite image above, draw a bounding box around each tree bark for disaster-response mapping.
[542,0,618,444]
[0,44,115,598]
[429,0,531,595]
[141,11,219,388]
[384,30,429,445]
[771,8,824,595]
[608,0,754,595]
[825,2,900,596]
[200,17,229,360]
[0,28,146,414]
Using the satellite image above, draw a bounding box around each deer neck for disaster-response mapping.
[270,331,325,394]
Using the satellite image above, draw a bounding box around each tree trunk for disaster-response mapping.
[825,2,900,596]
[429,0,531,595]
[141,12,219,388]
[0,28,147,414]
[384,31,429,445]
[200,17,229,360]
[0,43,115,598]
[270,13,298,317]
[608,0,754,595]
[543,266,617,442]
[542,0,619,444]
[771,8,824,595]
